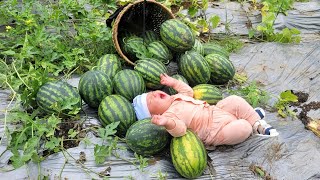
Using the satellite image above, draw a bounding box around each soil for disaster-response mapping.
[290,91,320,126]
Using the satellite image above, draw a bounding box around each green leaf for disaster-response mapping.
[1,50,16,56]
[45,137,61,152]
[280,90,298,102]
[68,129,79,138]
[248,29,255,38]
[94,144,110,164]
[188,6,198,17]
[97,121,120,140]
[209,15,220,29]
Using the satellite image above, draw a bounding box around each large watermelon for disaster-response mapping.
[170,130,207,179]
[205,53,235,85]
[98,95,136,137]
[95,54,122,79]
[134,58,168,89]
[126,118,171,156]
[203,42,230,58]
[168,74,189,95]
[160,19,195,52]
[178,51,211,86]
[113,69,146,101]
[147,41,173,64]
[36,81,81,115]
[193,84,223,105]
[78,70,113,108]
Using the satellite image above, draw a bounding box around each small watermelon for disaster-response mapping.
[36,81,81,115]
[178,51,211,87]
[192,84,223,105]
[192,39,204,56]
[205,53,235,85]
[160,19,195,52]
[168,74,189,95]
[113,69,146,101]
[134,58,168,90]
[203,42,230,58]
[98,95,136,137]
[126,118,171,156]
[94,54,122,79]
[171,130,207,179]
[78,70,113,108]
[147,41,173,64]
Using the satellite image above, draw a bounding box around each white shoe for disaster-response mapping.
[253,119,279,137]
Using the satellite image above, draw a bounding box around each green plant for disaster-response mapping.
[93,122,120,164]
[274,90,298,118]
[227,81,271,108]
[133,152,149,172]
[249,0,301,43]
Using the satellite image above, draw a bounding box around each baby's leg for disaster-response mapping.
[216,95,259,126]
[213,119,252,145]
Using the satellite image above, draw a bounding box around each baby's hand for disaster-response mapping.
[160,73,176,87]
[151,115,168,126]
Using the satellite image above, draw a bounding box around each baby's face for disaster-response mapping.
[146,90,172,115]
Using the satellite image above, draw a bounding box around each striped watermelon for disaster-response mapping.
[95,54,122,79]
[178,51,211,86]
[134,58,168,89]
[147,41,173,64]
[170,130,207,179]
[78,70,113,108]
[160,19,195,52]
[123,36,150,60]
[126,118,170,156]
[113,69,146,101]
[193,84,223,105]
[36,81,81,115]
[205,53,235,85]
[192,39,204,56]
[142,30,159,45]
[98,95,136,137]
[168,74,189,95]
[203,42,230,58]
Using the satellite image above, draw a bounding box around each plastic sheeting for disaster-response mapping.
[1,1,320,179]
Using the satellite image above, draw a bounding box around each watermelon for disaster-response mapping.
[95,54,122,79]
[160,19,195,52]
[98,95,136,137]
[170,130,207,179]
[126,118,171,156]
[36,81,81,115]
[168,74,189,95]
[147,41,173,64]
[123,36,149,60]
[113,69,146,101]
[192,39,204,56]
[205,53,235,85]
[78,70,113,108]
[142,30,159,45]
[193,84,223,105]
[178,51,211,86]
[134,58,168,89]
[203,42,230,58]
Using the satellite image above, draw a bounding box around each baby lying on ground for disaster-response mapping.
[132,73,279,149]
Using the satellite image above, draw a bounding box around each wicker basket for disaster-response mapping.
[112,0,175,66]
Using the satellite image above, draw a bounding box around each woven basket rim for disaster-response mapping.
[112,0,175,66]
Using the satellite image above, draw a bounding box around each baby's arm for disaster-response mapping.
[160,73,193,97]
[151,114,187,137]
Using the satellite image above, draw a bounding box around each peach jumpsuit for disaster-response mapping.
[162,80,261,148]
